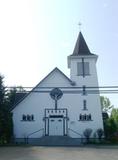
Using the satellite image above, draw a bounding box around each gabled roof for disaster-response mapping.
[72,32,94,56]
[12,93,27,106]
[11,67,73,111]
[38,67,73,87]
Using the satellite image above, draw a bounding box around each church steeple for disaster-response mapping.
[68,31,98,84]
[72,32,92,55]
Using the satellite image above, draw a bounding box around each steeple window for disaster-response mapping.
[77,61,90,77]
[77,62,83,75]
[84,62,90,75]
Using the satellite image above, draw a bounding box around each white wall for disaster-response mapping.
[12,88,103,138]
[12,58,103,139]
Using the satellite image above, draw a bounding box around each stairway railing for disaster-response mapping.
[27,128,44,138]
[68,128,84,144]
[68,128,82,137]
[26,128,44,143]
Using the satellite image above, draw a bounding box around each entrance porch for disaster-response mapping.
[44,108,68,136]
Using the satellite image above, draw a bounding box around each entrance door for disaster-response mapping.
[49,117,63,136]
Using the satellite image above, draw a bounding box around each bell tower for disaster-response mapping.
[67,32,104,134]
[68,32,99,87]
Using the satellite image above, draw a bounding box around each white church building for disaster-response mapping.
[12,32,103,145]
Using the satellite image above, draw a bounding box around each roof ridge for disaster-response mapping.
[11,67,73,111]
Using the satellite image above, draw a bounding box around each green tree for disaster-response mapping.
[0,75,6,108]
[100,96,118,140]
[0,75,13,144]
[111,108,118,125]
[7,86,26,110]
[7,87,17,109]
[104,117,117,139]
[100,96,114,113]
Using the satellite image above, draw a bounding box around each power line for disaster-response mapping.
[4,85,118,89]
[2,86,118,94]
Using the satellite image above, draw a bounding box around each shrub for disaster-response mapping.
[96,128,104,140]
[83,128,92,143]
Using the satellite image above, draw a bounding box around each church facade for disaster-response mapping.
[12,32,103,143]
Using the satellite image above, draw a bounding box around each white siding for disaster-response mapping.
[12,55,103,139]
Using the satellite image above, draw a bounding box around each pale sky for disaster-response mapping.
[0,0,118,106]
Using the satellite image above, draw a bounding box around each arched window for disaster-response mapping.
[22,114,26,121]
[31,114,34,121]
[79,114,82,120]
[22,114,35,121]
[79,114,92,121]
[27,115,31,121]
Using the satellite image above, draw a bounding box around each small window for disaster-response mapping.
[83,100,87,110]
[27,115,31,121]
[22,114,34,121]
[77,62,90,76]
[79,114,92,121]
[31,115,34,121]
[22,115,26,121]
[83,114,87,121]
[84,62,90,75]
[77,62,83,75]
[79,114,82,121]
[83,86,87,95]
[87,114,92,121]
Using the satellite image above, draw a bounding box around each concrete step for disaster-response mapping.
[27,136,83,146]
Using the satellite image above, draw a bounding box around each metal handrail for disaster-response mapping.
[27,128,44,138]
[68,128,82,137]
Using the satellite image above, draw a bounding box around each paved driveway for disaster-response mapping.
[0,146,118,160]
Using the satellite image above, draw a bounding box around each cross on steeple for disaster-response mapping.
[78,22,82,31]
